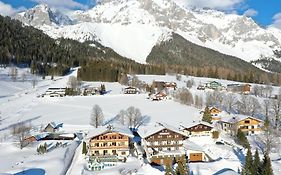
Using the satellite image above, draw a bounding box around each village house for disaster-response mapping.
[164,82,177,90]
[44,87,66,97]
[236,116,263,135]
[205,81,223,90]
[227,84,251,94]
[44,122,63,133]
[152,92,167,101]
[185,140,207,162]
[138,123,188,165]
[124,86,139,94]
[181,121,214,137]
[209,107,222,121]
[152,81,165,92]
[217,115,263,135]
[152,81,177,92]
[88,125,133,160]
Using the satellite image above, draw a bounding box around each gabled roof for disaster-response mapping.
[238,116,263,123]
[47,122,63,129]
[138,122,188,139]
[87,125,134,140]
[181,121,213,129]
[220,114,263,124]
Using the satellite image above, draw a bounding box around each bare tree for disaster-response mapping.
[11,122,31,149]
[249,97,261,117]
[119,73,129,85]
[124,106,150,129]
[67,76,79,90]
[173,88,194,105]
[223,93,237,112]
[237,95,260,116]
[21,72,27,82]
[194,95,203,109]
[130,75,145,91]
[176,74,182,81]
[90,105,104,128]
[271,96,281,130]
[263,99,272,127]
[116,109,126,126]
[264,85,273,98]
[10,66,18,82]
[256,128,280,155]
[186,79,194,89]
[31,76,37,88]
[205,91,225,108]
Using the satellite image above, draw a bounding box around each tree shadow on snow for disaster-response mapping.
[213,168,237,175]
[14,168,45,175]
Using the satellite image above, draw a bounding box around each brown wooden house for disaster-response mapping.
[88,126,133,159]
[181,121,213,137]
[138,123,188,165]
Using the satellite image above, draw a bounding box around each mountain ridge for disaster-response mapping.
[13,1,281,72]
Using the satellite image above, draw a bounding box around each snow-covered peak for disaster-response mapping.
[14,0,281,67]
[14,4,73,27]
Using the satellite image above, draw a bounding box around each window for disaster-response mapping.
[112,150,117,155]
[245,120,250,124]
[252,126,255,129]
[112,142,116,146]
[103,142,108,147]
[95,143,99,147]
[122,151,126,155]
[103,150,108,155]
[95,151,99,155]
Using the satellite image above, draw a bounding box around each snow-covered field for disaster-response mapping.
[0,67,281,175]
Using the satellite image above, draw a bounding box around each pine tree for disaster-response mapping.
[242,149,253,175]
[253,148,261,175]
[202,106,212,123]
[175,156,189,175]
[236,129,250,148]
[82,141,87,155]
[165,161,174,175]
[262,153,273,175]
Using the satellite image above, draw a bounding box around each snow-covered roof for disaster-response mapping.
[47,122,63,129]
[138,122,188,139]
[220,114,263,124]
[185,140,204,152]
[181,121,213,129]
[87,125,134,140]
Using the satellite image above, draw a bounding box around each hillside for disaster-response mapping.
[147,33,263,73]
[0,15,131,75]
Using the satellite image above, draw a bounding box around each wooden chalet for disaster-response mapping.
[152,92,167,101]
[44,122,63,133]
[181,121,213,137]
[124,86,139,94]
[237,116,263,135]
[227,84,251,94]
[88,125,133,159]
[210,107,222,121]
[138,123,188,165]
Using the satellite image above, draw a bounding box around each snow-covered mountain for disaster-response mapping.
[14,4,73,27]
[14,0,281,67]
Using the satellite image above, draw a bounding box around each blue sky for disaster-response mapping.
[0,0,281,28]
